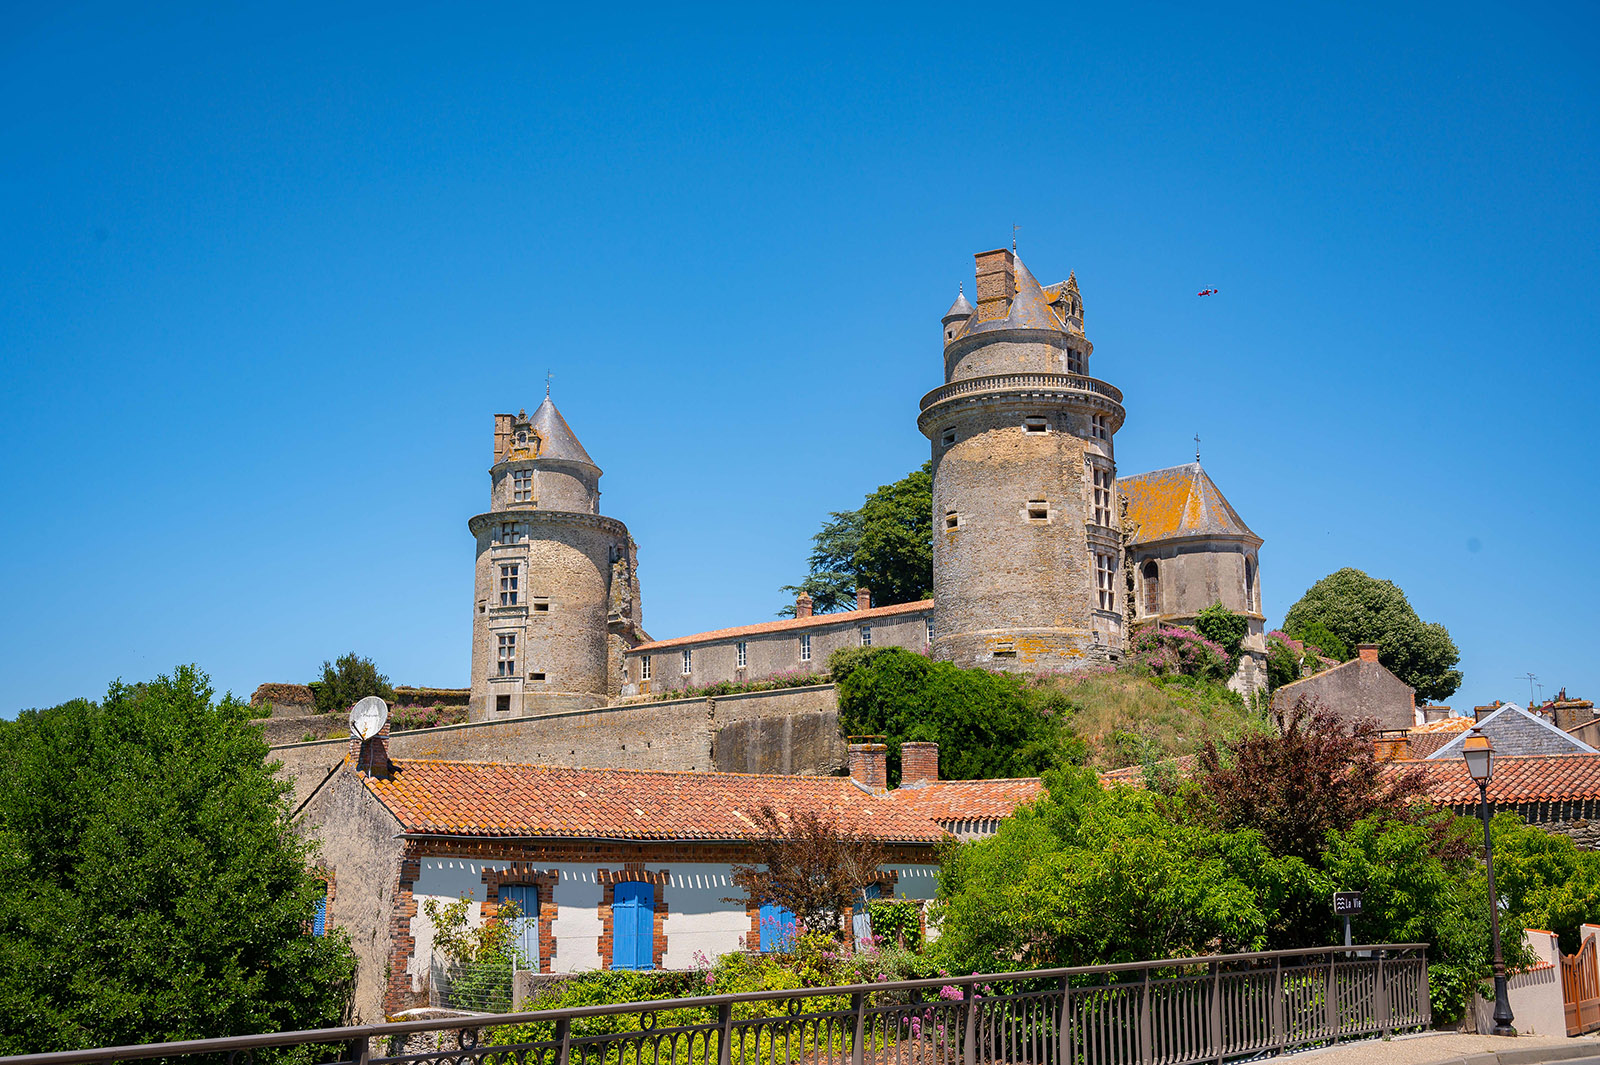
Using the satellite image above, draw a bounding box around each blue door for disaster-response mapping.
[612,882,654,970]
[501,884,539,971]
[852,882,881,950]
[759,901,798,952]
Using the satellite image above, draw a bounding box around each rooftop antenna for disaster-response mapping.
[1521,672,1539,704]
[1194,433,1202,462]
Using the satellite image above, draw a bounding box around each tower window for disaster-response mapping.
[495,694,511,712]
[926,617,934,645]
[681,649,692,675]
[1095,551,1117,611]
[1068,349,1085,375]
[1091,414,1109,441]
[1027,499,1049,521]
[945,511,959,530]
[736,641,747,668]
[497,633,517,677]
[1245,556,1258,613]
[499,564,520,606]
[500,521,525,544]
[860,625,872,647]
[529,671,545,681]
[941,429,956,446]
[799,634,811,662]
[641,656,651,681]
[1023,416,1048,434]
[532,597,550,613]
[1142,559,1161,616]
[512,469,534,502]
[994,640,1017,659]
[1091,466,1113,527]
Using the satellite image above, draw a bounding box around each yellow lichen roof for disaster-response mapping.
[1119,463,1259,545]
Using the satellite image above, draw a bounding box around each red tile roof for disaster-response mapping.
[630,600,933,652]
[362,759,949,842]
[887,778,1045,823]
[1392,753,1600,805]
[1100,756,1197,786]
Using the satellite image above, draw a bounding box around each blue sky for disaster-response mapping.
[2,2,1596,716]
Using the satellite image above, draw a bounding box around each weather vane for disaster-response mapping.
[546,369,553,397]
[1012,223,1020,252]
[1194,433,1201,462]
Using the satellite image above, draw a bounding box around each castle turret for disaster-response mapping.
[468,394,643,719]
[941,286,974,344]
[918,249,1126,671]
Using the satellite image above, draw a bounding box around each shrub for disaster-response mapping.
[1126,626,1232,683]
[309,653,394,715]
[1194,603,1248,666]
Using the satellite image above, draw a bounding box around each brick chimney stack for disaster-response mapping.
[900,742,940,786]
[848,741,888,793]
[1372,733,1411,762]
[795,592,814,619]
[973,248,1016,323]
[349,721,392,778]
[1357,644,1380,663]
[856,587,872,612]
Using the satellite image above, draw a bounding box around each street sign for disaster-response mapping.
[1333,891,1363,916]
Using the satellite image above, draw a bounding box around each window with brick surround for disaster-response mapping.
[499,564,520,606]
[1095,551,1117,611]
[1091,466,1113,526]
[497,633,517,676]
[1091,414,1109,441]
[681,649,692,675]
[641,656,651,680]
[512,469,533,502]
[736,641,747,668]
[800,633,811,661]
[860,625,872,647]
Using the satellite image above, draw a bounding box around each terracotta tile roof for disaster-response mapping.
[1404,716,1472,758]
[1100,755,1198,786]
[1413,716,1474,734]
[362,759,949,842]
[630,599,932,652]
[1119,463,1258,545]
[1390,754,1600,805]
[887,778,1045,823]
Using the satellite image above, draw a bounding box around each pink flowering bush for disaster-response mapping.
[1126,625,1232,683]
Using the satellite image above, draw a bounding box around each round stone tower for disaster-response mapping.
[917,249,1127,671]
[467,395,642,720]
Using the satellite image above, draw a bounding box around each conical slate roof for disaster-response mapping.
[1119,463,1259,544]
[529,396,597,467]
[960,254,1067,337]
[943,288,974,320]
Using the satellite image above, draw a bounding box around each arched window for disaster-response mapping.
[1244,556,1257,613]
[1141,560,1160,616]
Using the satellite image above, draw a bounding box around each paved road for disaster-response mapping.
[1280,1031,1600,1065]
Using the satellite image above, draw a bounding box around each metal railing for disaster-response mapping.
[0,944,1429,1065]
[919,373,1126,412]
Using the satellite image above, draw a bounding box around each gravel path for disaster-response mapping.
[1278,1030,1600,1064]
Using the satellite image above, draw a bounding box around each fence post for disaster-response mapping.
[1325,954,1339,1044]
[1418,948,1432,1030]
[851,992,866,1065]
[1272,956,1285,1056]
[1053,977,1071,1065]
[346,1036,371,1065]
[964,984,978,1065]
[1138,967,1152,1065]
[1209,962,1222,1064]
[555,1017,571,1065]
[1376,949,1391,1036]
[717,1002,733,1065]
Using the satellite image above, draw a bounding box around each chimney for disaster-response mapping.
[1552,693,1596,731]
[973,248,1016,323]
[901,742,940,786]
[350,720,392,778]
[1474,700,1502,722]
[848,741,888,793]
[1357,644,1380,663]
[795,592,814,619]
[856,587,873,612]
[1372,733,1411,763]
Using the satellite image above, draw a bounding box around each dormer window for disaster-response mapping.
[515,429,528,446]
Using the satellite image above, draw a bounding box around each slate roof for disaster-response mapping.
[1119,463,1259,545]
[630,599,932,652]
[959,255,1068,338]
[362,759,951,842]
[887,778,1045,823]
[944,288,974,320]
[1426,703,1598,760]
[529,396,597,468]
[1395,754,1600,805]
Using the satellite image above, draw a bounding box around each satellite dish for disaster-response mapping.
[349,696,389,741]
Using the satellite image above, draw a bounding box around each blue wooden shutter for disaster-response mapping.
[501,884,539,971]
[759,901,797,952]
[312,893,327,937]
[612,882,654,970]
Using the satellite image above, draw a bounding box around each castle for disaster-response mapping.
[467,248,1266,720]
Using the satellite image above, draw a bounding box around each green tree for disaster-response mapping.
[0,666,355,1053]
[833,647,1083,784]
[1265,636,1303,692]
[1194,603,1248,665]
[1295,621,1350,662]
[1283,568,1462,701]
[780,463,932,615]
[1489,812,1600,953]
[310,651,395,715]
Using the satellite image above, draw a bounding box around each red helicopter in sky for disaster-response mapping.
[1197,288,1218,297]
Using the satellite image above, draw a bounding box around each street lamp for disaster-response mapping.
[1463,732,1516,1037]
